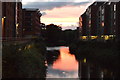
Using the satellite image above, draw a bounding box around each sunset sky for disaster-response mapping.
[22,0,108,30]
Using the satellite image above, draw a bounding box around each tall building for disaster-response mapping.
[16,2,22,38]
[98,2,117,40]
[80,2,104,40]
[116,2,120,41]
[2,2,16,41]
[90,2,104,36]
[80,1,120,42]
[2,1,22,41]
[0,1,2,40]
[81,12,87,36]
[22,8,42,38]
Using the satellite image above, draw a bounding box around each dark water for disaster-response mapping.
[45,46,115,79]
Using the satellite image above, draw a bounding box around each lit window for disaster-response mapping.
[114,4,116,11]
[82,36,87,40]
[108,2,111,5]
[16,23,19,35]
[102,22,104,27]
[114,12,116,19]
[109,35,114,38]
[104,35,109,40]
[101,35,104,38]
[89,20,91,24]
[102,16,104,21]
[91,36,98,39]
[114,22,116,25]
[102,9,104,14]
[83,58,87,63]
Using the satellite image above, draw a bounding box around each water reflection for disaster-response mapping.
[46,46,116,79]
[46,50,60,65]
[78,58,115,80]
[46,47,78,78]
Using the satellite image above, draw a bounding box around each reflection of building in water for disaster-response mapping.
[78,58,115,79]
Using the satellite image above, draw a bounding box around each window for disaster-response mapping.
[102,22,104,27]
[114,4,116,11]
[102,9,104,14]
[107,2,111,5]
[114,21,116,25]
[102,16,104,21]
[114,12,116,19]
[89,20,91,25]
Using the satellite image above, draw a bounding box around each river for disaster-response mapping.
[46,46,79,78]
[45,46,115,79]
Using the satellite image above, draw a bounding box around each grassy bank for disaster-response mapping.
[2,39,47,78]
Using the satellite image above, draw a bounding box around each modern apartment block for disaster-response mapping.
[97,2,119,41]
[22,8,42,38]
[80,1,120,42]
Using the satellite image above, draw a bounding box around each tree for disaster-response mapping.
[45,24,62,43]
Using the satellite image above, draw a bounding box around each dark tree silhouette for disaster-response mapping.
[45,24,62,43]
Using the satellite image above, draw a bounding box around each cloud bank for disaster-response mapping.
[22,2,90,11]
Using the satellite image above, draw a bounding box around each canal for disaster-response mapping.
[45,46,115,79]
[46,46,78,78]
[2,42,118,79]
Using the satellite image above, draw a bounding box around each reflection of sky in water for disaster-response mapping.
[47,66,78,78]
[46,47,78,78]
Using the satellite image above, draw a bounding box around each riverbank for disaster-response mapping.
[2,38,47,78]
[69,40,120,78]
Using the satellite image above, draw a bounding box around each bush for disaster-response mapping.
[2,42,46,78]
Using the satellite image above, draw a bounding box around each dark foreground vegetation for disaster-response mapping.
[69,40,120,78]
[2,38,47,78]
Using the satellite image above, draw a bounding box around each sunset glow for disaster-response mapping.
[41,4,89,29]
[22,1,91,29]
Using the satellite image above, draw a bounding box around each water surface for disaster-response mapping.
[46,46,78,78]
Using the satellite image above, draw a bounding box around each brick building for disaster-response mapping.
[116,2,120,41]
[90,2,104,36]
[2,2,16,41]
[80,2,104,40]
[16,2,22,38]
[2,1,22,41]
[80,1,120,42]
[0,1,2,40]
[22,8,42,38]
[81,13,87,36]
[98,2,117,40]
